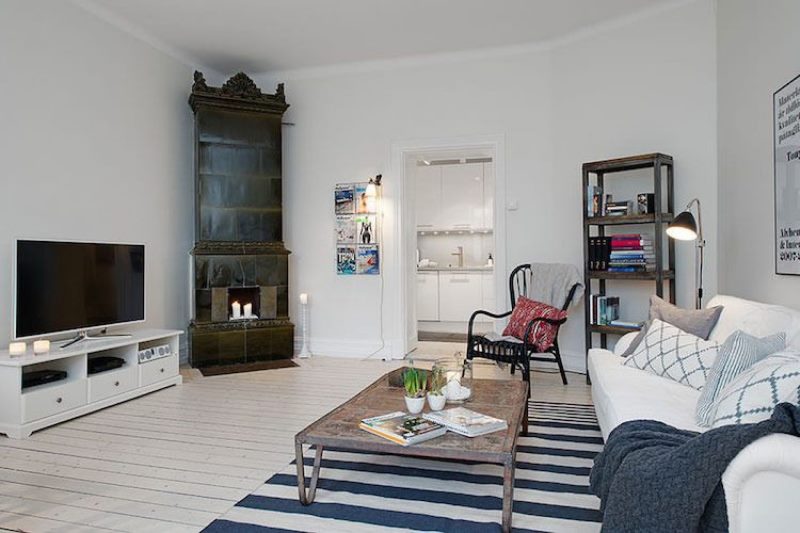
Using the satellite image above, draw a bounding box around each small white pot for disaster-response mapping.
[427,393,446,411]
[405,395,426,414]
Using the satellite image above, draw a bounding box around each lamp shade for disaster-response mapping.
[667,210,698,241]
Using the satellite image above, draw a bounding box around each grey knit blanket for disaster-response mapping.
[589,403,800,532]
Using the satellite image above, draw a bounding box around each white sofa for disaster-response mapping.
[588,294,800,533]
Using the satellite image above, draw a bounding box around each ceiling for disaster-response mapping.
[79,0,677,75]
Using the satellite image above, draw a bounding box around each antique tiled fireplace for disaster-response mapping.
[188,72,293,370]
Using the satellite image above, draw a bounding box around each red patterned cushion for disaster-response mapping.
[502,296,568,351]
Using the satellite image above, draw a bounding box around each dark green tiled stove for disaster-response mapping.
[188,72,294,371]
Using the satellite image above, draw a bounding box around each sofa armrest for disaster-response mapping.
[612,331,640,356]
[722,434,800,533]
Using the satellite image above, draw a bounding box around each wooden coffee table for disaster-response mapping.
[294,368,528,532]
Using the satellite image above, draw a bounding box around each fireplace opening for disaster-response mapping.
[228,287,260,320]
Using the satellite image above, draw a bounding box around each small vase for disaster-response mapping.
[427,392,446,411]
[405,395,425,414]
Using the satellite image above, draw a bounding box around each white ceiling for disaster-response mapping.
[79,0,677,75]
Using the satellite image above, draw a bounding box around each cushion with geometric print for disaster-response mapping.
[710,351,800,427]
[623,319,719,390]
[502,296,568,352]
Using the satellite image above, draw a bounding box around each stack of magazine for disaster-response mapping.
[423,407,508,437]
[359,412,446,445]
[360,407,507,445]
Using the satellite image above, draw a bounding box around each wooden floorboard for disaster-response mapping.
[0,351,590,532]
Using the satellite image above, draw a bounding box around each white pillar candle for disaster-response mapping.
[9,342,26,357]
[243,303,253,318]
[33,340,50,355]
[231,301,241,319]
[299,293,308,305]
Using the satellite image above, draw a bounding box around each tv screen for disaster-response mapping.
[15,240,145,339]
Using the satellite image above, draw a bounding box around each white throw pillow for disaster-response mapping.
[624,319,719,390]
[710,351,800,428]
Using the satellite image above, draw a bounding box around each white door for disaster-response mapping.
[415,165,442,230]
[416,272,439,321]
[439,272,483,322]
[441,162,484,229]
[483,162,495,229]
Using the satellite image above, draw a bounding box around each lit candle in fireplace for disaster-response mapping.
[231,301,241,319]
[243,303,253,318]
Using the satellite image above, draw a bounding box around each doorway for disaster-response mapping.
[392,135,506,359]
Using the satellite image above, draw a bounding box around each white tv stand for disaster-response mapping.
[0,329,182,439]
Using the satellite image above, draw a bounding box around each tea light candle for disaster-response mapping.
[231,301,241,319]
[33,340,51,355]
[299,293,308,305]
[243,303,253,318]
[9,342,26,357]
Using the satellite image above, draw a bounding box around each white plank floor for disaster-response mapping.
[0,346,590,533]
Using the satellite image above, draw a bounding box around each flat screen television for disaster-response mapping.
[14,240,145,340]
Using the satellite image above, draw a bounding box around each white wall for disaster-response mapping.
[717,0,800,306]
[259,0,717,371]
[0,2,194,346]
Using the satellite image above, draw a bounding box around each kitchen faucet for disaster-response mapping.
[451,246,464,267]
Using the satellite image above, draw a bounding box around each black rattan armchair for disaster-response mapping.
[466,264,579,434]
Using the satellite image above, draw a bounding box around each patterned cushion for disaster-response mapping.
[502,296,567,351]
[710,351,800,427]
[695,331,785,427]
[623,319,719,390]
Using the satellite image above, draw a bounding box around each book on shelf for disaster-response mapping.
[589,236,611,270]
[605,200,633,216]
[589,295,620,325]
[588,186,603,217]
[423,407,508,438]
[609,319,644,330]
[360,411,447,445]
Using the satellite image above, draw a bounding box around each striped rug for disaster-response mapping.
[204,401,603,532]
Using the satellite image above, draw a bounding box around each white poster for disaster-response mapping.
[774,73,800,275]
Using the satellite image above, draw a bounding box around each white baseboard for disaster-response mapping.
[293,337,406,360]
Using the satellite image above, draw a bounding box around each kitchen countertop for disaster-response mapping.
[417,266,494,272]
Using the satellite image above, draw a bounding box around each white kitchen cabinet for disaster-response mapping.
[441,162,484,229]
[481,272,496,317]
[415,165,442,230]
[416,272,439,321]
[482,162,494,229]
[439,272,483,322]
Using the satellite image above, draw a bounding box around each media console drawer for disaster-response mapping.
[22,379,87,423]
[140,354,179,387]
[89,365,138,403]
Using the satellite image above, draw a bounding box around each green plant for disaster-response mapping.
[429,366,447,396]
[402,367,427,398]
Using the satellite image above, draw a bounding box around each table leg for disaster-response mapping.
[296,442,324,505]
[501,456,516,533]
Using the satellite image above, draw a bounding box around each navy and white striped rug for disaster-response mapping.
[205,401,603,532]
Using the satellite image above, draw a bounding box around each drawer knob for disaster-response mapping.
[114,381,120,387]
[160,368,165,373]
[56,397,62,404]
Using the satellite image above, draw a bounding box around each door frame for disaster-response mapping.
[389,134,507,357]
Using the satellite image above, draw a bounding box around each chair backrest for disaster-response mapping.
[509,263,579,312]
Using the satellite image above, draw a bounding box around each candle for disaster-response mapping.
[9,342,26,357]
[33,340,50,355]
[243,303,253,318]
[231,301,241,319]
[299,293,308,305]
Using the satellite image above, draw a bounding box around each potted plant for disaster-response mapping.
[402,367,427,414]
[427,366,447,411]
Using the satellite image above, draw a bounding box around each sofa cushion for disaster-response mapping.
[620,296,723,356]
[706,295,800,350]
[711,351,800,427]
[696,331,786,426]
[624,319,719,390]
[502,296,566,350]
[589,349,704,439]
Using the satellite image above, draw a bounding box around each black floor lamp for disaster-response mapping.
[666,198,705,309]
